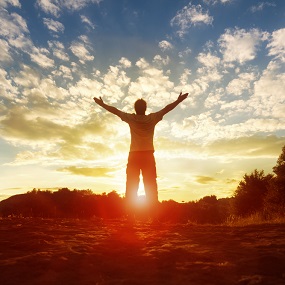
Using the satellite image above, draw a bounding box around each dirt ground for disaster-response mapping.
[0,218,285,285]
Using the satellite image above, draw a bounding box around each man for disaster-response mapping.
[93,92,188,211]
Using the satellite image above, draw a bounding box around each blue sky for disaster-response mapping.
[0,0,285,202]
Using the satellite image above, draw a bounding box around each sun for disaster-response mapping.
[137,175,145,197]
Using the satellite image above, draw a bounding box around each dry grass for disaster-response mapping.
[224,212,285,227]
[1,217,285,285]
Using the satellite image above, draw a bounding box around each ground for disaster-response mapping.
[1,218,285,285]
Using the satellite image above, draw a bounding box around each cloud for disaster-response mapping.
[178,47,192,59]
[61,0,102,11]
[267,28,285,61]
[119,57,132,68]
[13,65,41,88]
[70,41,94,63]
[171,3,213,38]
[0,105,67,142]
[101,66,131,104]
[158,40,173,51]
[170,107,284,144]
[80,15,96,30]
[58,166,114,177]
[0,39,12,62]
[206,135,285,158]
[179,68,191,85]
[48,40,69,61]
[153,55,170,66]
[35,0,61,17]
[197,52,221,68]
[195,175,217,184]
[226,72,256,96]
[36,0,102,17]
[30,47,55,68]
[218,28,269,64]
[43,18,64,35]
[126,58,175,107]
[69,76,102,98]
[0,0,21,8]
[52,65,73,80]
[250,2,276,13]
[203,0,232,4]
[252,62,285,119]
[0,9,31,51]
[0,68,18,99]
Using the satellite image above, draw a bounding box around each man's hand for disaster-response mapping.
[177,92,188,102]
[93,96,104,106]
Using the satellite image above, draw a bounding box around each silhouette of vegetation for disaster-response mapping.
[232,169,273,216]
[0,188,231,223]
[0,188,125,219]
[0,145,285,224]
[263,145,285,217]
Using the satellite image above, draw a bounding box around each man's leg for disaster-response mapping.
[142,152,158,205]
[126,152,140,211]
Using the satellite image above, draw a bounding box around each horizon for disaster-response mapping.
[0,0,285,202]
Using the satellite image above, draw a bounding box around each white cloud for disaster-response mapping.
[204,88,224,109]
[69,76,102,98]
[197,52,221,68]
[203,0,232,4]
[196,52,222,84]
[0,9,31,51]
[43,18,64,35]
[153,55,170,66]
[171,111,283,144]
[30,47,55,68]
[127,58,175,108]
[80,15,96,30]
[119,57,132,68]
[36,0,102,17]
[69,41,94,63]
[0,0,21,8]
[61,0,101,11]
[13,65,42,88]
[0,39,12,62]
[52,65,73,80]
[158,40,173,51]
[0,68,18,99]
[179,68,191,85]
[250,2,276,13]
[226,72,256,96]
[171,3,213,38]
[100,66,131,104]
[252,65,285,119]
[35,0,61,17]
[218,28,269,64]
[178,47,192,58]
[37,78,69,100]
[267,28,285,61]
[48,40,69,61]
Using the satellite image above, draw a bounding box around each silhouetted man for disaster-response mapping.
[93,92,188,211]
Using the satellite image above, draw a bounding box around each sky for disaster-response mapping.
[0,0,285,202]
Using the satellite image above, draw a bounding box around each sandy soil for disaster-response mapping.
[1,218,285,285]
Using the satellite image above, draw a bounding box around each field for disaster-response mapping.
[1,218,285,285]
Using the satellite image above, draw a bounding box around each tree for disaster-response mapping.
[273,145,285,182]
[233,169,273,216]
[264,145,285,215]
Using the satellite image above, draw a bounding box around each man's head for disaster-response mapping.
[134,99,147,115]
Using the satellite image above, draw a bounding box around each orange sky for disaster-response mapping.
[0,0,285,202]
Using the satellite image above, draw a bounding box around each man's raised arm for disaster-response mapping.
[93,96,122,117]
[159,92,188,116]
